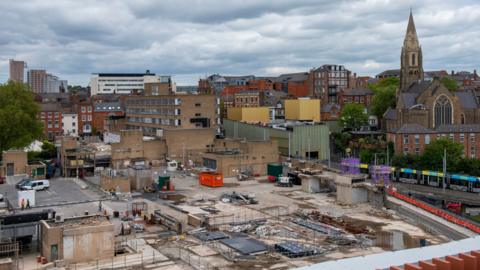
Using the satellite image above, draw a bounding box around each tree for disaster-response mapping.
[339,103,368,130]
[440,77,458,91]
[369,77,399,118]
[420,138,463,171]
[0,82,43,153]
[454,158,480,176]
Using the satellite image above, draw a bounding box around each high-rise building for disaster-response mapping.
[28,69,47,93]
[89,71,169,95]
[9,59,25,83]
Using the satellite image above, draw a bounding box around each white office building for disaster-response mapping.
[62,113,78,137]
[89,71,170,95]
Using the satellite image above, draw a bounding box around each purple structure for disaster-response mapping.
[341,158,360,175]
[370,165,392,186]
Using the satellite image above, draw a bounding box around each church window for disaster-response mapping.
[461,113,465,124]
[434,95,453,127]
[412,53,416,66]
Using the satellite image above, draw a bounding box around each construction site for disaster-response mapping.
[2,160,470,270]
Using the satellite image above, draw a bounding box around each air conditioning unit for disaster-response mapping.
[55,215,64,223]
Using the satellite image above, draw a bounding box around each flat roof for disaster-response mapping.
[296,235,480,270]
[48,215,111,229]
[93,73,156,77]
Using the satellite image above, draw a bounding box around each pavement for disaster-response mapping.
[0,177,105,211]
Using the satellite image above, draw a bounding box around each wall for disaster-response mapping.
[203,139,279,177]
[223,119,330,160]
[227,107,270,124]
[100,174,131,193]
[163,128,215,164]
[40,220,64,262]
[62,222,114,263]
[2,150,28,176]
[285,99,321,122]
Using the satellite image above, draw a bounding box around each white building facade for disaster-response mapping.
[89,71,170,95]
[62,113,78,137]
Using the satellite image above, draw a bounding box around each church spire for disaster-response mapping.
[404,10,420,49]
[400,10,424,91]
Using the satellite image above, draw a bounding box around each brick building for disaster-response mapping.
[387,124,480,158]
[340,87,374,107]
[77,101,93,136]
[125,91,219,136]
[93,102,124,134]
[39,103,63,140]
[234,90,264,107]
[9,59,25,83]
[311,65,351,104]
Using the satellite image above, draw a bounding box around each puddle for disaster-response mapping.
[374,230,424,250]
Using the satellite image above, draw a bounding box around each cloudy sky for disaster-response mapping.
[1,0,479,86]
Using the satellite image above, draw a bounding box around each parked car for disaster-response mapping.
[16,178,32,189]
[20,180,50,191]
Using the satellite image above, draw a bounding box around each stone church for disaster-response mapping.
[385,12,480,158]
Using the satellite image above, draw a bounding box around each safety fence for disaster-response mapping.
[387,189,480,234]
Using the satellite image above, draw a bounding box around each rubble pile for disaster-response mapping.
[220,191,258,205]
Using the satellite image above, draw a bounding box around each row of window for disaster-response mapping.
[126,108,180,115]
[235,97,259,103]
[126,98,180,106]
[81,106,92,113]
[403,146,476,158]
[403,133,476,145]
[127,117,180,126]
[40,112,60,118]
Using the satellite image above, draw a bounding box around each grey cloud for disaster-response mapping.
[0,0,479,85]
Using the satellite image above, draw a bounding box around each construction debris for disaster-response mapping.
[274,241,320,258]
[220,191,258,205]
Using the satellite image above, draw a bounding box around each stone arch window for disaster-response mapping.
[412,53,416,66]
[461,113,465,124]
[434,95,453,127]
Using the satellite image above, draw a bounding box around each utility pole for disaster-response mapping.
[288,132,291,159]
[443,148,446,193]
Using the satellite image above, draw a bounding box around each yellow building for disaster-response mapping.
[227,107,270,124]
[285,98,321,122]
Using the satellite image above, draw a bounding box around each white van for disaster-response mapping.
[20,180,50,191]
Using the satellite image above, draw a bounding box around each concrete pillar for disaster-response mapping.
[432,258,451,270]
[419,261,437,270]
[445,255,464,270]
[458,253,477,270]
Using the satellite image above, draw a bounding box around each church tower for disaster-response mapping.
[400,11,424,91]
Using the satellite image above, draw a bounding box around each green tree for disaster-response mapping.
[420,138,463,171]
[440,77,458,91]
[339,103,368,130]
[0,82,43,152]
[391,153,420,168]
[369,77,399,118]
[454,158,480,176]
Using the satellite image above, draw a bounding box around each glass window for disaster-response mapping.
[425,135,430,144]
[87,115,92,121]
[460,133,464,143]
[403,135,409,144]
[81,107,86,113]
[414,135,419,144]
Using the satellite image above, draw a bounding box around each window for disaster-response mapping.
[411,53,416,66]
[87,115,92,121]
[87,106,92,112]
[195,103,201,107]
[470,133,475,143]
[195,113,201,117]
[425,135,430,144]
[434,95,453,127]
[82,115,86,122]
[461,114,465,124]
[449,133,454,141]
[72,129,75,133]
[460,133,464,143]
[81,106,86,113]
[415,148,420,154]
[403,135,409,144]
[414,134,419,144]
[403,147,409,154]
[471,147,476,158]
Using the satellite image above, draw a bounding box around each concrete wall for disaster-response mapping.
[111,130,166,168]
[203,139,279,177]
[62,223,114,263]
[40,220,64,262]
[164,128,215,164]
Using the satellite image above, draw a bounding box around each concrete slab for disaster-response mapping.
[220,237,268,255]
[188,245,219,257]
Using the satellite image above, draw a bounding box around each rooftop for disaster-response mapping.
[48,215,111,229]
